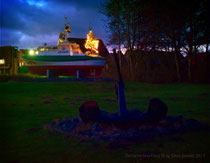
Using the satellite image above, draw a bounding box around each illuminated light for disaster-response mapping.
[29,50,35,55]
[19,62,23,67]
[85,51,99,57]
[85,29,99,56]
[35,51,38,54]
[0,59,5,64]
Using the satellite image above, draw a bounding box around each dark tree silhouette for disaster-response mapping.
[101,0,210,82]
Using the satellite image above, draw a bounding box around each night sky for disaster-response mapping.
[0,0,107,49]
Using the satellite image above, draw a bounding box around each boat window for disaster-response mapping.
[40,48,45,51]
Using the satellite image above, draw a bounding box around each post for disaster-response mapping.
[117,81,127,116]
[4,63,5,74]
[77,70,82,79]
[65,32,68,41]
[47,69,52,79]
[113,49,127,117]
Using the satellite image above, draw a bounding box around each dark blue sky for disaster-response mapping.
[0,0,108,49]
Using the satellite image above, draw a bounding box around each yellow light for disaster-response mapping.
[85,29,99,56]
[29,50,35,55]
[0,59,5,64]
[35,51,38,54]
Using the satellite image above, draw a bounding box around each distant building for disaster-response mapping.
[0,46,18,75]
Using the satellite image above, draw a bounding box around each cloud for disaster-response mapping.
[46,0,102,10]
[0,0,107,49]
[0,28,22,46]
[21,0,47,7]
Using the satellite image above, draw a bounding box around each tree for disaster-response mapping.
[159,0,187,82]
[101,0,146,80]
[101,0,209,82]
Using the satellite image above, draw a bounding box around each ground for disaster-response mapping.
[0,81,210,162]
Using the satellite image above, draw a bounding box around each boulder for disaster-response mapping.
[91,122,104,132]
[146,98,168,123]
[79,101,100,123]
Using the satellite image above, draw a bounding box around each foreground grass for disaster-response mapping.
[0,81,210,162]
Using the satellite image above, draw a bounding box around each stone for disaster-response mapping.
[182,119,201,130]
[91,122,102,131]
[45,114,205,144]
[62,122,76,131]
[163,116,183,127]
[79,101,100,123]
[75,122,93,132]
[58,120,66,126]
[72,117,81,123]
[146,98,168,123]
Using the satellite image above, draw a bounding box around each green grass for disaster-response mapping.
[0,82,210,162]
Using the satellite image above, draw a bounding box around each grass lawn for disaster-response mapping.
[0,81,210,162]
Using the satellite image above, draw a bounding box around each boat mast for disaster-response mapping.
[64,17,71,41]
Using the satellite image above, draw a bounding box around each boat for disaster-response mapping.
[22,19,108,78]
